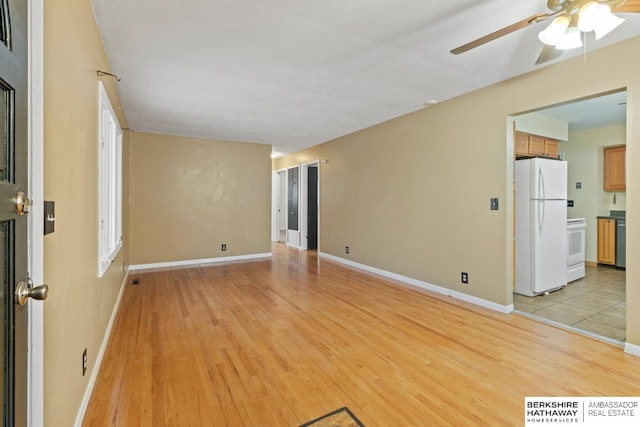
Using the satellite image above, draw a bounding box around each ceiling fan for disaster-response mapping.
[451,0,640,65]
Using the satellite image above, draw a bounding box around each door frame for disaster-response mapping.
[271,161,321,251]
[271,170,278,241]
[27,0,45,424]
[506,116,515,306]
[271,169,287,243]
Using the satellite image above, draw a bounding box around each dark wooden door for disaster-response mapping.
[0,0,29,424]
[307,166,318,249]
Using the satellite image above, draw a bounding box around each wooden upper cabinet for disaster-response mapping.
[514,131,560,159]
[603,145,626,191]
[528,135,545,156]
[544,140,559,159]
[514,132,529,157]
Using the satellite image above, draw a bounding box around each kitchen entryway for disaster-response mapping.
[514,266,625,342]
[510,90,627,344]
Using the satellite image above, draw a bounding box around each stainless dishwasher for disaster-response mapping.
[616,219,626,268]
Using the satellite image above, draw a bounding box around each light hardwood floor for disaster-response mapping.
[83,245,640,426]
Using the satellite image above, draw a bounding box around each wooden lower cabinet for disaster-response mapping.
[597,218,616,265]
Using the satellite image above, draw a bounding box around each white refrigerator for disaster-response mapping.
[515,158,568,296]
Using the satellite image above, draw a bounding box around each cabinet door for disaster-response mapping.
[544,140,559,159]
[597,218,616,265]
[514,132,529,157]
[528,135,545,156]
[604,145,626,191]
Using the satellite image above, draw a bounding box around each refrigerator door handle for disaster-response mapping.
[539,166,546,200]
[538,199,545,235]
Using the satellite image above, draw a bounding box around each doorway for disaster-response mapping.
[511,90,628,344]
[272,162,320,251]
[307,165,318,250]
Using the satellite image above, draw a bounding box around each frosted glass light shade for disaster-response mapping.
[538,16,570,46]
[578,3,625,40]
[578,2,603,32]
[594,12,625,40]
[556,27,583,50]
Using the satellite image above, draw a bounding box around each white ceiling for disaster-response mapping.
[535,91,627,132]
[89,0,640,156]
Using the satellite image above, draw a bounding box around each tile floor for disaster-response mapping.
[514,266,626,342]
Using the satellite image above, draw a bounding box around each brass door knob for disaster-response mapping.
[15,191,30,215]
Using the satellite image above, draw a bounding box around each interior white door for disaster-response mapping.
[286,166,301,247]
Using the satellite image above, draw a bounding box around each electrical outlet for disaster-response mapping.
[345,246,350,254]
[567,200,574,207]
[576,182,582,189]
[461,272,469,284]
[221,244,227,251]
[82,348,87,376]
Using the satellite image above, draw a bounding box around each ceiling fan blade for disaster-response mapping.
[450,13,550,55]
[613,0,640,12]
[535,44,563,65]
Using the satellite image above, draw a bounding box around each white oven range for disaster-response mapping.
[567,217,586,282]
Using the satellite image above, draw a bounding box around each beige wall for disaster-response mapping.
[44,0,129,426]
[275,36,640,346]
[129,132,271,265]
[564,125,626,262]
[41,7,640,424]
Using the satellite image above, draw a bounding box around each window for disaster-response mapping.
[98,81,122,277]
[0,0,11,49]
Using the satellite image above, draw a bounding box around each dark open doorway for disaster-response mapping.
[307,165,318,249]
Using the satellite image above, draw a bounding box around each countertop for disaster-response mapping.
[597,210,626,220]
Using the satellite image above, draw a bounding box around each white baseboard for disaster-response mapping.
[74,269,129,427]
[625,343,640,357]
[129,252,272,271]
[319,252,513,314]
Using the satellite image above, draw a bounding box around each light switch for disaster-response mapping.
[576,182,582,189]
[490,198,499,211]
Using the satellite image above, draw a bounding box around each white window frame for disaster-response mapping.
[98,81,123,277]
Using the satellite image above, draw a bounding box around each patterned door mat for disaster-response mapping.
[300,407,365,427]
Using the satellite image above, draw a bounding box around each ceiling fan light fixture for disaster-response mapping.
[556,27,583,50]
[538,16,570,46]
[578,3,625,39]
[593,11,625,40]
[577,2,603,32]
